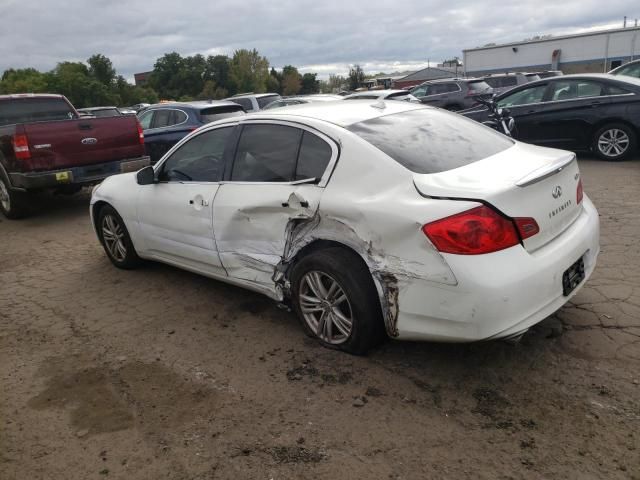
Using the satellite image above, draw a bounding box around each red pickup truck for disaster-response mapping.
[0,94,149,218]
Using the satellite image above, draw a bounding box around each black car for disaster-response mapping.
[462,74,640,161]
[137,101,245,163]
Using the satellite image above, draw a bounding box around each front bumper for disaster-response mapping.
[394,196,600,342]
[9,156,150,190]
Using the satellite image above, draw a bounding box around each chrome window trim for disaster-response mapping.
[141,107,190,133]
[499,92,637,109]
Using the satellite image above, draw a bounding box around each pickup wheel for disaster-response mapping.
[97,205,142,269]
[0,174,28,219]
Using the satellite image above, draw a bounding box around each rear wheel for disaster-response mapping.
[0,174,28,219]
[290,247,385,355]
[97,205,141,269]
[593,123,636,161]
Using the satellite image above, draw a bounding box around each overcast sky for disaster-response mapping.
[0,0,636,80]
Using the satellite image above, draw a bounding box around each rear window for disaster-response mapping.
[468,81,491,91]
[0,97,75,126]
[257,95,281,109]
[199,106,245,123]
[89,108,121,117]
[347,109,513,174]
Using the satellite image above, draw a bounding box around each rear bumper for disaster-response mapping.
[394,196,600,342]
[8,156,150,190]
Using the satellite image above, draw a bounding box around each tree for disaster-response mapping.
[300,73,319,94]
[148,52,185,99]
[281,65,301,95]
[206,55,231,92]
[268,67,282,93]
[87,54,116,86]
[229,49,269,94]
[348,64,365,90]
[198,80,217,100]
[0,68,50,94]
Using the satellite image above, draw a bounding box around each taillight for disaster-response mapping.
[136,121,144,144]
[422,205,521,255]
[12,134,31,160]
[514,217,540,240]
[576,178,583,204]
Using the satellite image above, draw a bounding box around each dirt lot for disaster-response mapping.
[1,156,639,479]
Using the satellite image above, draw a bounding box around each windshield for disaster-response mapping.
[347,108,513,174]
[257,95,281,109]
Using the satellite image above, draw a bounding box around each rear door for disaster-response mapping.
[419,83,451,108]
[532,79,611,149]
[212,122,336,296]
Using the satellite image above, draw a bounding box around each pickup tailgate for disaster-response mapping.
[24,115,144,171]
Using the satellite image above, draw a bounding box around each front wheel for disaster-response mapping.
[593,123,636,161]
[290,248,385,355]
[97,205,142,269]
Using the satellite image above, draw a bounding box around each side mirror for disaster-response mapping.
[508,118,516,132]
[136,165,156,185]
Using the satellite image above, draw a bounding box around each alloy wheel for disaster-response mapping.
[299,271,353,345]
[598,128,630,158]
[101,214,127,262]
[0,178,10,212]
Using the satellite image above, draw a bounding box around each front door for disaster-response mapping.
[213,122,336,297]
[496,83,549,143]
[136,125,236,276]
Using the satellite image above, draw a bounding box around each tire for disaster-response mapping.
[290,247,385,355]
[0,173,29,219]
[97,204,142,269]
[593,123,637,161]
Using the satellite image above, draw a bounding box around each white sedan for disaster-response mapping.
[90,100,599,354]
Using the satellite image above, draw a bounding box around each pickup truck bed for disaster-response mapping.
[0,94,149,218]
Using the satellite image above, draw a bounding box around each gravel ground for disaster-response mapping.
[1,156,639,480]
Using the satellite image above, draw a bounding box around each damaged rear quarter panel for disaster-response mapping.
[277,126,478,337]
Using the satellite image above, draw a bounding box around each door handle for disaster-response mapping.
[590,102,601,108]
[189,198,208,206]
[79,123,93,130]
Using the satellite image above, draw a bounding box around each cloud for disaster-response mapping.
[0,0,635,80]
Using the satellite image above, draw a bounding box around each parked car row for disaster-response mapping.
[462,73,640,161]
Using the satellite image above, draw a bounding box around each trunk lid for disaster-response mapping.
[413,142,583,252]
[24,115,144,171]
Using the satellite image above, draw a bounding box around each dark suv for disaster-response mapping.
[410,78,492,111]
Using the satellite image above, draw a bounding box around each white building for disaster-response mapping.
[463,26,640,76]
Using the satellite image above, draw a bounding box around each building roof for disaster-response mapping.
[395,66,458,83]
[464,26,640,52]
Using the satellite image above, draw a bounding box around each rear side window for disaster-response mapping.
[613,62,640,77]
[231,124,302,182]
[257,95,281,109]
[0,97,75,126]
[347,109,513,174]
[199,106,245,123]
[468,81,491,91]
[138,110,153,129]
[296,132,332,180]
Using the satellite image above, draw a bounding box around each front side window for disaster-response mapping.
[231,124,302,182]
[138,110,153,129]
[347,109,513,174]
[497,85,547,107]
[411,86,428,97]
[158,127,233,182]
[548,80,604,101]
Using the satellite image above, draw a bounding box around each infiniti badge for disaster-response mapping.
[552,186,562,199]
[81,137,97,145]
